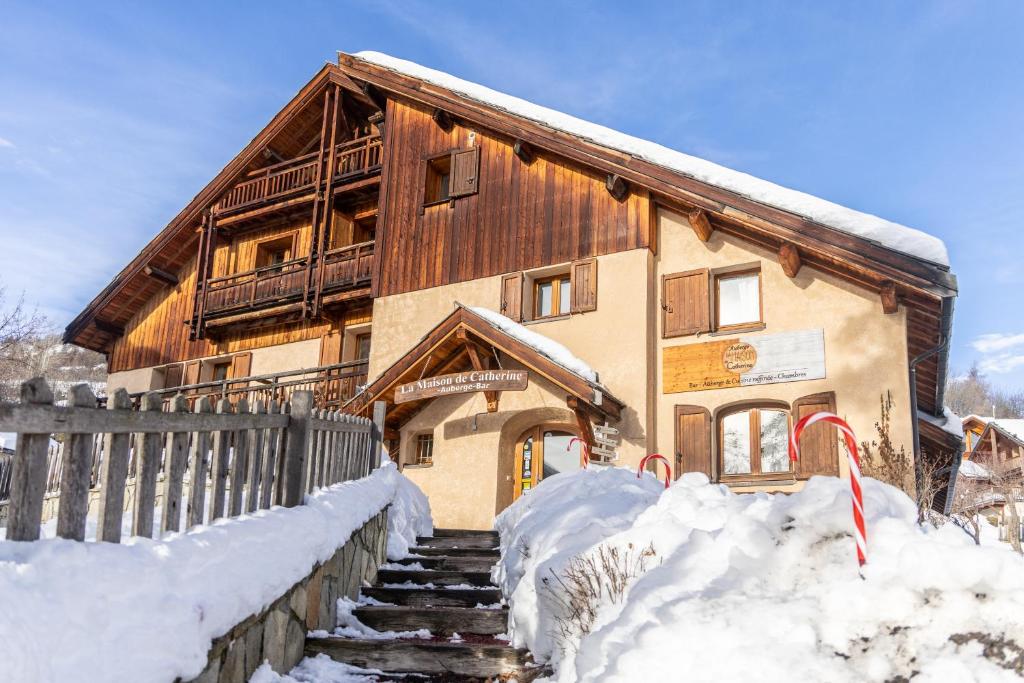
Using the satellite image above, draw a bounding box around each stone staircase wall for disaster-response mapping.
[187,507,389,683]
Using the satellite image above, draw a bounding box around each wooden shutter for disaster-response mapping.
[662,269,710,338]
[319,331,343,366]
[570,258,598,313]
[183,361,200,387]
[675,405,712,479]
[449,147,480,198]
[500,272,523,322]
[792,392,839,478]
[229,352,252,379]
[163,363,183,390]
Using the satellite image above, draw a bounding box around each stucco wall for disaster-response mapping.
[653,207,913,491]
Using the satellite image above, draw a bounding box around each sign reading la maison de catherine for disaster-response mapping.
[395,369,529,404]
[663,329,826,393]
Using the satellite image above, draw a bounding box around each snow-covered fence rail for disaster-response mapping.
[0,377,384,543]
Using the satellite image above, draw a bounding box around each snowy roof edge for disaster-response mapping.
[350,51,950,268]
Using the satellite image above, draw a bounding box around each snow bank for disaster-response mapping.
[386,465,433,560]
[496,469,1024,682]
[353,52,950,267]
[0,462,427,683]
[468,306,599,383]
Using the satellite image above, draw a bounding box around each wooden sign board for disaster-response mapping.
[663,329,825,394]
[394,369,528,404]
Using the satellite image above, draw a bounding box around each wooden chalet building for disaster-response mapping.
[65,52,959,529]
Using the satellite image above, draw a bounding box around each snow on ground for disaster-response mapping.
[353,52,950,267]
[385,460,433,560]
[0,462,431,683]
[468,306,600,383]
[250,655,391,683]
[495,468,1024,682]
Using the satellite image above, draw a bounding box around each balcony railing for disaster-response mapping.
[214,134,382,215]
[202,241,374,317]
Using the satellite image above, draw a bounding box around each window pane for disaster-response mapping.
[722,411,751,474]
[718,273,760,326]
[559,279,571,315]
[542,431,579,478]
[759,410,789,473]
[537,282,553,317]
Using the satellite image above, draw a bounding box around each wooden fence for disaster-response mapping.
[0,378,385,544]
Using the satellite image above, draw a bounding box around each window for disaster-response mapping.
[715,269,762,330]
[211,361,231,383]
[719,404,791,479]
[355,333,371,361]
[255,234,295,269]
[534,275,571,319]
[424,155,451,204]
[415,433,434,466]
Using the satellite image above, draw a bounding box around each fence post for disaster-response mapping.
[97,389,132,543]
[7,378,54,542]
[369,401,386,475]
[281,390,312,507]
[56,384,98,541]
[131,392,163,538]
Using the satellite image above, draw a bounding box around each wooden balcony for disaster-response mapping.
[203,240,374,319]
[213,133,382,217]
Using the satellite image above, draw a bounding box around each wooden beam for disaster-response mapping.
[142,264,178,286]
[458,330,499,412]
[688,208,714,242]
[567,397,596,457]
[778,242,801,278]
[513,139,534,164]
[361,83,387,112]
[880,281,899,314]
[93,318,124,336]
[261,146,286,164]
[431,108,454,132]
[605,174,629,202]
[368,111,385,136]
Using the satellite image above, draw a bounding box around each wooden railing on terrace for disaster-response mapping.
[0,378,385,542]
[214,134,383,215]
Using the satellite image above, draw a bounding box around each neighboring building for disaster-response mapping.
[963,415,1024,462]
[956,416,1024,544]
[64,52,958,529]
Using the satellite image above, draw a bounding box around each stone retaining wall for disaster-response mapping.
[187,507,389,683]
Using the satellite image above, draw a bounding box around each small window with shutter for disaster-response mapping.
[791,392,839,478]
[662,269,710,338]
[717,401,793,482]
[675,405,712,479]
[570,258,598,313]
[423,147,480,206]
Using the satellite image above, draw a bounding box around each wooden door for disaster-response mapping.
[512,426,580,501]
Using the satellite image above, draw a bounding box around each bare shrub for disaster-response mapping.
[541,542,657,650]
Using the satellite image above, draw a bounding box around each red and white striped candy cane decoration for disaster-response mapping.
[788,412,867,567]
[637,454,672,489]
[568,437,590,469]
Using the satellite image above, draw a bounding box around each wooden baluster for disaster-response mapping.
[228,398,250,517]
[259,400,280,509]
[55,384,96,541]
[209,398,232,522]
[340,415,354,482]
[161,395,190,534]
[319,411,332,488]
[186,398,212,529]
[131,392,163,538]
[307,409,322,493]
[246,400,265,513]
[6,378,55,542]
[96,389,132,543]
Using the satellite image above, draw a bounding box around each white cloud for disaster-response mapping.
[0,136,14,148]
[971,332,1024,353]
[978,354,1024,375]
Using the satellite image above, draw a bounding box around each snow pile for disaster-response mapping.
[496,469,1024,682]
[353,52,950,266]
[385,462,433,560]
[250,655,383,682]
[918,406,965,439]
[0,462,428,683]
[468,305,600,383]
[958,459,992,480]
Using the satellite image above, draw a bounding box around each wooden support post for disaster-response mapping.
[313,84,343,317]
[461,333,500,412]
[370,401,386,475]
[303,88,334,318]
[567,396,596,461]
[56,383,96,541]
[131,392,163,538]
[368,111,385,136]
[513,139,534,164]
[688,208,714,242]
[97,389,132,543]
[432,108,454,132]
[282,390,313,507]
[880,281,899,314]
[143,264,179,286]
[161,394,190,534]
[606,174,629,201]
[779,242,802,278]
[186,397,212,529]
[6,379,55,542]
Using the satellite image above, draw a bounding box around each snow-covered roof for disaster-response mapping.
[958,458,991,479]
[353,51,950,267]
[467,306,599,384]
[964,416,1024,444]
[918,407,964,439]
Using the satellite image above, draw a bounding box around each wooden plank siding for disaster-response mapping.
[375,100,651,298]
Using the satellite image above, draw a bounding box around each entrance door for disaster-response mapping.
[512,426,581,500]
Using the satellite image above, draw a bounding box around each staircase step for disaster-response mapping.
[431,528,499,538]
[377,569,494,587]
[306,636,532,678]
[391,556,496,572]
[353,605,508,636]
[363,586,502,608]
[416,535,498,550]
[408,546,500,558]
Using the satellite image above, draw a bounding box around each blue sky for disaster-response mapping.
[0,1,1021,389]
